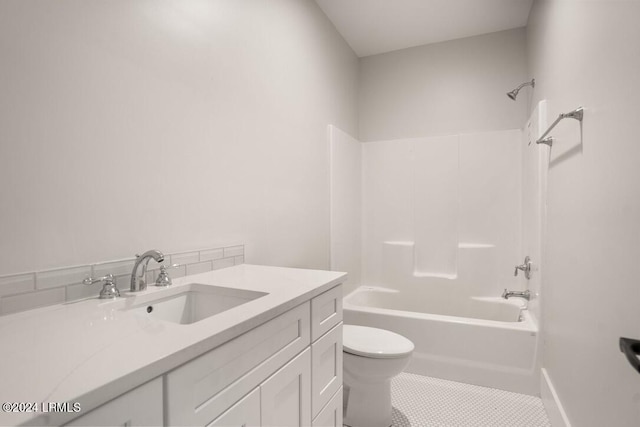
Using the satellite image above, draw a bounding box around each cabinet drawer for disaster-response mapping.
[166,302,311,426]
[64,378,162,427]
[311,323,342,418]
[312,387,343,427]
[311,285,342,341]
[208,387,260,427]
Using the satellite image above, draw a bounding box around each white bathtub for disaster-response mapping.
[343,286,539,395]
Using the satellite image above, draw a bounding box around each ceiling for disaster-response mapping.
[315,0,533,57]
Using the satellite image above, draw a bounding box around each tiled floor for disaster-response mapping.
[391,373,551,427]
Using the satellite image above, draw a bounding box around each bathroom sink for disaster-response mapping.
[126,284,267,325]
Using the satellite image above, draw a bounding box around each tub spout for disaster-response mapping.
[502,289,531,301]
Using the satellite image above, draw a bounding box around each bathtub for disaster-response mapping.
[343,286,539,395]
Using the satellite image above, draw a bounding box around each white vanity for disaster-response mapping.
[0,265,345,426]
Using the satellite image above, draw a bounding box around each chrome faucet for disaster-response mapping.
[502,289,531,301]
[130,249,164,292]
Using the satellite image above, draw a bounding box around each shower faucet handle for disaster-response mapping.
[514,256,532,280]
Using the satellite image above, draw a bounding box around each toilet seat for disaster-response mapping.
[343,325,414,359]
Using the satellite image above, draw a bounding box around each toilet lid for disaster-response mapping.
[343,325,414,359]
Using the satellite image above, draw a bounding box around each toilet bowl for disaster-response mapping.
[343,325,414,427]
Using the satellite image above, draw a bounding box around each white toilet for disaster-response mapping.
[343,325,414,427]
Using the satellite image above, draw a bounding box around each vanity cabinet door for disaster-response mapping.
[261,348,311,427]
[208,387,261,427]
[311,323,343,418]
[64,378,162,427]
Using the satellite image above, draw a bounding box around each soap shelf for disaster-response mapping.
[532,106,584,147]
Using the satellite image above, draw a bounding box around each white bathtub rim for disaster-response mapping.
[471,295,526,309]
[344,286,538,333]
[344,303,538,332]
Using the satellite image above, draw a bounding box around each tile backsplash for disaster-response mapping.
[0,245,244,316]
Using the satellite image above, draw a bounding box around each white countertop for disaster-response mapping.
[0,264,346,426]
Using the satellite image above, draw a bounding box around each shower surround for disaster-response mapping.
[362,129,523,296]
[330,125,541,394]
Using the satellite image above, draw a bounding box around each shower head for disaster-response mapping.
[507,79,535,100]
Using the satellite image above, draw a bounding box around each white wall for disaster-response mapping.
[358,28,528,142]
[0,0,358,275]
[528,1,640,426]
[329,125,361,295]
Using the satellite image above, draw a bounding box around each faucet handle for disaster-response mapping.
[155,264,180,287]
[82,274,120,299]
[514,256,532,279]
[83,274,115,286]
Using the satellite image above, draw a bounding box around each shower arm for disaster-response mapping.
[533,106,584,145]
[514,80,534,92]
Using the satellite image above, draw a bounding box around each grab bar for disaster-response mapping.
[532,106,584,146]
[619,337,640,374]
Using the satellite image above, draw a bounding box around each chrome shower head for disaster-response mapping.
[507,78,535,100]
